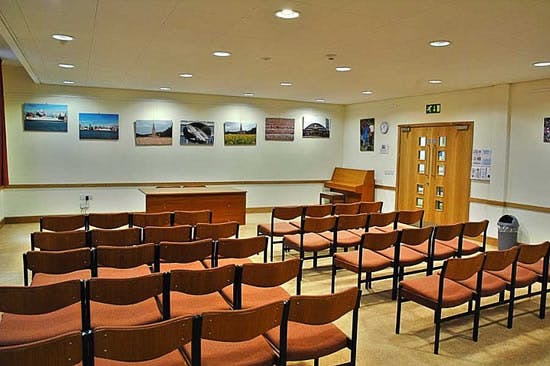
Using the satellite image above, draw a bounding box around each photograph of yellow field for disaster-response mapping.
[224,122,256,145]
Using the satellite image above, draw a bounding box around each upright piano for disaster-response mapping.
[324,167,375,202]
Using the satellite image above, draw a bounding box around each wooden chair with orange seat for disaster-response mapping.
[439,220,489,258]
[517,240,550,312]
[91,316,194,366]
[155,240,213,271]
[132,212,173,228]
[85,272,168,331]
[395,209,424,230]
[89,227,141,247]
[223,258,302,308]
[324,213,369,253]
[283,215,337,269]
[410,223,463,275]
[194,221,239,241]
[166,266,235,319]
[40,214,87,232]
[23,247,93,286]
[257,206,303,262]
[358,201,383,214]
[206,236,268,268]
[174,209,212,240]
[143,225,193,244]
[396,254,485,354]
[31,230,88,251]
[183,301,287,366]
[264,287,361,366]
[94,243,156,278]
[331,230,401,296]
[0,331,84,366]
[365,211,398,233]
[0,280,86,347]
[88,212,131,229]
[332,202,361,215]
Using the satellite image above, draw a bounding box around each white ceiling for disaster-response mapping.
[0,0,549,104]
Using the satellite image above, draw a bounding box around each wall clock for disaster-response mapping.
[380,121,389,134]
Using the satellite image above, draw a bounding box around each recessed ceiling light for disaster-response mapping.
[361,90,373,95]
[280,81,293,86]
[52,34,74,41]
[63,80,75,84]
[159,87,171,91]
[428,80,443,84]
[336,66,351,72]
[243,92,255,97]
[275,9,300,19]
[178,73,193,78]
[213,51,232,57]
[533,61,550,67]
[429,40,451,47]
[315,98,326,102]
[58,63,75,69]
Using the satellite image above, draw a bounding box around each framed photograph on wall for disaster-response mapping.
[79,113,119,140]
[23,103,67,132]
[224,122,257,145]
[135,120,173,146]
[302,115,330,138]
[544,117,550,143]
[360,118,375,151]
[180,120,214,145]
[265,117,294,141]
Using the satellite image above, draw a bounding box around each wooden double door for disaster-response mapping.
[396,122,473,225]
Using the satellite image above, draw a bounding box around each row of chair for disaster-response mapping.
[24,237,270,286]
[396,242,550,354]
[39,210,213,232]
[31,221,239,251]
[0,285,360,365]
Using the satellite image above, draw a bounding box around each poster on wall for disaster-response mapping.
[79,113,119,140]
[224,122,257,145]
[360,118,375,151]
[302,116,330,138]
[471,148,492,181]
[544,117,550,143]
[23,103,67,132]
[265,118,294,141]
[180,120,214,145]
[134,120,173,146]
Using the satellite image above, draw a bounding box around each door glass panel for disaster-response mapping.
[435,200,444,211]
[439,136,447,147]
[436,186,444,197]
[419,136,426,147]
[418,163,425,174]
[418,150,426,160]
[437,150,446,161]
[437,165,445,176]
[416,197,424,208]
[417,184,424,194]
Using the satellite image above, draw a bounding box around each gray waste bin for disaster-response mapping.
[497,215,519,250]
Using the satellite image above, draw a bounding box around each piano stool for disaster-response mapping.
[319,191,345,204]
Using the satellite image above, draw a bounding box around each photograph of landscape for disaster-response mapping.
[180,120,215,145]
[79,113,119,140]
[224,122,256,145]
[302,115,330,138]
[23,103,67,132]
[135,120,173,146]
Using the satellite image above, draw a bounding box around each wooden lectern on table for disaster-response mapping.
[323,167,375,203]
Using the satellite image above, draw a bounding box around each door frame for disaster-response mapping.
[395,121,474,220]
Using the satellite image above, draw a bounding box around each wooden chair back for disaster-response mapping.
[217,236,267,259]
[336,213,368,231]
[90,228,141,247]
[463,220,489,238]
[288,287,359,325]
[367,211,397,229]
[31,230,88,251]
[88,212,131,229]
[40,215,86,232]
[143,225,192,244]
[304,204,332,218]
[272,206,303,221]
[87,273,164,306]
[400,226,433,246]
[433,223,463,241]
[361,230,400,251]
[170,265,235,295]
[518,242,550,265]
[241,258,301,288]
[132,212,172,228]
[195,221,239,240]
[443,254,484,281]
[157,240,213,269]
[332,202,361,215]
[397,210,424,226]
[95,243,155,270]
[173,210,212,226]
[302,216,337,234]
[483,247,519,272]
[359,201,383,213]
[24,248,92,285]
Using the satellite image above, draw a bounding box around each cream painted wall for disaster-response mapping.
[343,83,550,242]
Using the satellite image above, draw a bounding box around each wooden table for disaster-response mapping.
[140,187,247,224]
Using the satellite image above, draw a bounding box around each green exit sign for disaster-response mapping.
[426,104,441,114]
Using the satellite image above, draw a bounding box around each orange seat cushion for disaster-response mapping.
[90,298,162,329]
[378,246,426,266]
[400,275,473,308]
[264,322,348,361]
[408,240,456,260]
[257,222,300,236]
[203,257,252,268]
[94,349,188,366]
[487,265,539,288]
[167,291,232,317]
[0,303,82,346]
[160,261,207,271]
[221,284,291,309]
[458,271,507,297]
[334,249,392,273]
[182,336,276,366]
[30,269,91,286]
[284,233,331,252]
[97,265,152,278]
[371,225,394,233]
[397,223,418,230]
[324,230,361,248]
[438,238,482,255]
[346,228,365,236]
[518,260,549,278]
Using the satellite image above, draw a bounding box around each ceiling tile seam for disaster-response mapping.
[86,0,100,85]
